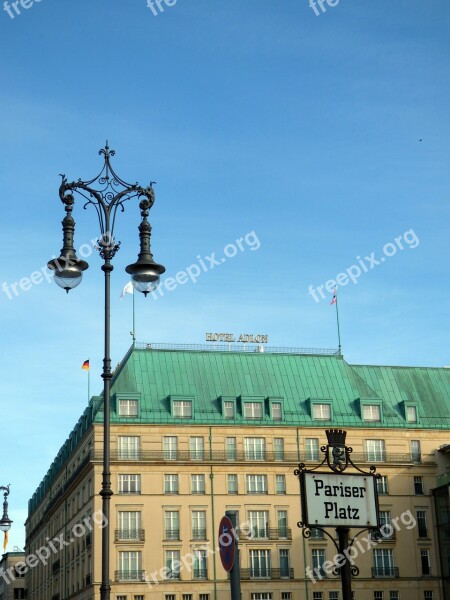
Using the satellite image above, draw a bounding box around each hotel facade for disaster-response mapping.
[25,343,450,600]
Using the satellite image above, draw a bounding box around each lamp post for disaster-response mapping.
[0,485,12,535]
[47,144,165,600]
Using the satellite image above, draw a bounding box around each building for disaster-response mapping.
[25,343,450,600]
[432,445,450,600]
[0,551,26,600]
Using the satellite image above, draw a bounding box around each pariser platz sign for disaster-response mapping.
[300,471,380,529]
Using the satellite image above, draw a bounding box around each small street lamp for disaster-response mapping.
[47,143,165,600]
[0,485,12,533]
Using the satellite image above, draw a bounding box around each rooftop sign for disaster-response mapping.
[206,333,268,343]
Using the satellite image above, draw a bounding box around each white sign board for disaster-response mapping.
[301,471,379,529]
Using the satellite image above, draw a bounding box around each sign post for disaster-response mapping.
[219,512,241,600]
[295,430,381,600]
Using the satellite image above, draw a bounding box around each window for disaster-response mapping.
[411,440,421,463]
[251,596,272,600]
[135,596,144,600]
[165,511,180,540]
[191,474,206,494]
[424,593,433,600]
[190,437,204,461]
[118,511,141,540]
[363,404,381,422]
[310,527,324,539]
[183,595,193,600]
[224,401,235,419]
[417,511,428,537]
[249,510,269,538]
[13,591,25,600]
[414,476,424,495]
[421,550,431,575]
[118,551,142,580]
[119,399,138,417]
[247,474,268,494]
[163,436,178,460]
[164,474,179,494]
[365,439,386,462]
[165,550,181,579]
[244,402,263,419]
[192,510,207,539]
[117,596,127,600]
[373,549,395,577]
[374,593,383,600]
[274,438,284,461]
[193,549,207,579]
[272,402,282,420]
[329,593,339,600]
[226,437,237,461]
[200,595,210,600]
[279,549,290,577]
[377,476,389,495]
[282,594,292,600]
[278,510,288,538]
[228,474,238,494]
[306,438,319,461]
[250,549,271,578]
[276,474,286,494]
[312,549,326,578]
[313,403,331,420]
[313,594,323,600]
[406,406,417,423]
[166,596,176,600]
[118,474,141,494]
[378,511,394,540]
[245,438,265,460]
[390,593,399,600]
[118,436,141,459]
[172,400,192,418]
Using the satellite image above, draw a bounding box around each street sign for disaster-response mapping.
[300,471,380,529]
[218,515,236,572]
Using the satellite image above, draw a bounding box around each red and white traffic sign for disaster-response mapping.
[218,515,236,572]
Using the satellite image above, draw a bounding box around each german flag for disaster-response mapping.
[81,360,90,371]
[3,531,8,552]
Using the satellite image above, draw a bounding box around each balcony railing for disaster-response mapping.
[193,568,208,579]
[239,568,294,580]
[164,529,180,541]
[192,528,207,540]
[372,567,399,578]
[94,449,428,465]
[115,570,145,581]
[115,529,145,542]
[239,528,292,541]
[85,573,92,586]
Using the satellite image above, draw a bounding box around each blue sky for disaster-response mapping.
[0,0,449,549]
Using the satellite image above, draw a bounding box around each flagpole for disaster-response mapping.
[335,289,342,353]
[132,288,136,345]
[88,359,90,403]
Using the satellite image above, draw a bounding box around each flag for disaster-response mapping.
[3,531,8,552]
[330,289,337,305]
[120,281,134,299]
[81,360,90,371]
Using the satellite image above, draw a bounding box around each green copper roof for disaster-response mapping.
[29,346,450,517]
[91,346,450,428]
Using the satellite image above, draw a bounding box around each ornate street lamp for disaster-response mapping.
[0,485,12,533]
[47,143,165,600]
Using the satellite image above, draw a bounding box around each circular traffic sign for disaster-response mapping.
[218,516,236,572]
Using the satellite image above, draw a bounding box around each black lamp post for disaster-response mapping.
[0,485,12,535]
[48,143,165,600]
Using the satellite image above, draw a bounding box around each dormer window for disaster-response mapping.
[406,406,417,423]
[172,401,192,418]
[272,402,282,421]
[244,402,262,419]
[312,403,331,420]
[363,404,381,422]
[119,399,138,417]
[224,401,235,419]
